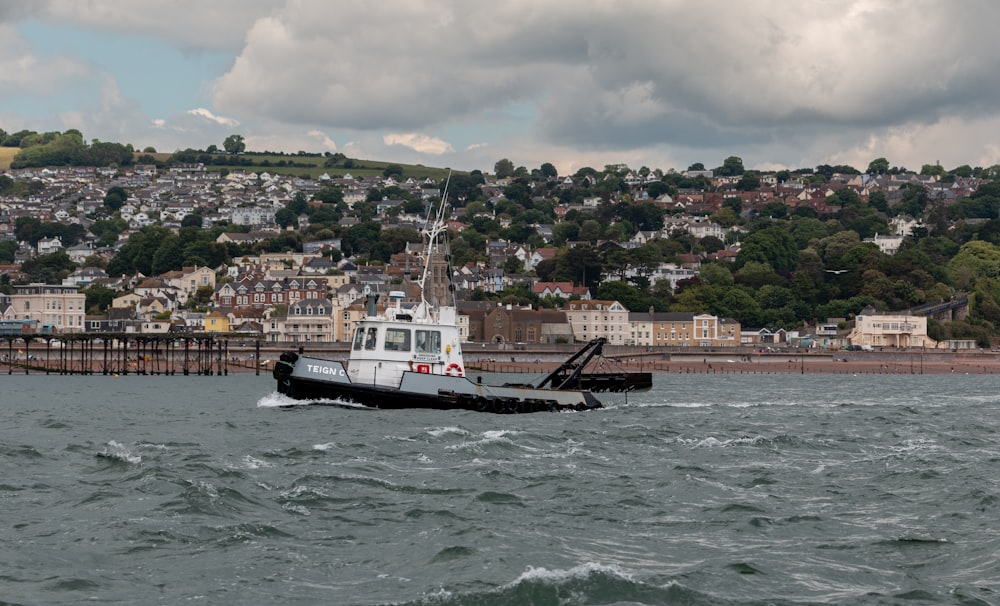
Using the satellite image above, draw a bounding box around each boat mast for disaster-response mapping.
[417,172,454,312]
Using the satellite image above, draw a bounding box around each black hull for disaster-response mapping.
[553,372,653,392]
[274,355,602,414]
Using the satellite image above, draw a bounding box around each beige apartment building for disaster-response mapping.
[161,265,216,298]
[564,299,630,344]
[10,283,87,333]
[849,309,935,348]
[628,311,741,347]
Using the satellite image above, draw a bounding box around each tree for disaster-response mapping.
[20,252,76,283]
[14,217,42,245]
[947,241,1000,287]
[383,164,403,178]
[104,186,128,212]
[920,163,946,178]
[313,184,344,205]
[718,156,745,176]
[494,158,514,179]
[579,219,602,243]
[602,247,633,281]
[0,240,17,264]
[287,192,309,215]
[700,262,734,286]
[275,207,298,229]
[84,284,116,314]
[735,225,799,272]
[596,280,649,311]
[501,255,523,274]
[223,134,246,155]
[867,157,890,175]
[736,173,760,191]
[540,162,558,178]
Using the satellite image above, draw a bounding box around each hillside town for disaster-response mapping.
[0,153,992,351]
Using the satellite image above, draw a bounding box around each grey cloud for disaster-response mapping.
[37,0,284,52]
[214,1,1000,141]
[11,0,1000,172]
[0,1,48,21]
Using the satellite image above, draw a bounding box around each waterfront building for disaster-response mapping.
[628,310,741,347]
[849,307,935,348]
[565,300,629,345]
[10,283,86,333]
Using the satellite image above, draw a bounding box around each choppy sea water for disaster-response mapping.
[1,371,998,605]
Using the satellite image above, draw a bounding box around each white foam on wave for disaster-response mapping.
[238,455,271,469]
[256,391,306,408]
[256,391,369,409]
[426,426,469,438]
[505,562,633,587]
[99,440,142,464]
[674,435,765,448]
[445,429,519,451]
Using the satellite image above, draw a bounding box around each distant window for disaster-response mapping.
[364,327,378,350]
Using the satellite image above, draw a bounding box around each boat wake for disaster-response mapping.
[256,392,371,410]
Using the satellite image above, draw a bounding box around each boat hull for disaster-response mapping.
[553,371,653,392]
[273,352,602,414]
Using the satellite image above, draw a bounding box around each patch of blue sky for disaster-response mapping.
[440,100,537,149]
[16,20,234,118]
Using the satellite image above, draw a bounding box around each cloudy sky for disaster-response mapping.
[3,0,1000,175]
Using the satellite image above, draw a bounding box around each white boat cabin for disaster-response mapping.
[347,291,465,387]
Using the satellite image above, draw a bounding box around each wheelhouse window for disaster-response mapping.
[364,327,378,350]
[353,327,368,350]
[415,330,441,354]
[384,328,411,351]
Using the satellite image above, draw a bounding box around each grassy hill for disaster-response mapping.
[0,147,18,170]
[1,146,460,180]
[142,152,459,181]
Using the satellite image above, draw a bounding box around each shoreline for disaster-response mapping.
[3,352,998,376]
[465,353,1000,375]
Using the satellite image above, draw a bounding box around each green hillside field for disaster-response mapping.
[0,147,18,170]
[142,152,458,181]
[2,146,458,181]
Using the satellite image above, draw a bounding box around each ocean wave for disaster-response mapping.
[444,430,521,453]
[393,564,732,606]
[96,440,141,464]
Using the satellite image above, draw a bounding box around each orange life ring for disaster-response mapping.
[445,363,464,377]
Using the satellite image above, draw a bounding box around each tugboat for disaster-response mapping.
[272,176,604,413]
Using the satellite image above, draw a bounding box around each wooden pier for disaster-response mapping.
[1,332,264,376]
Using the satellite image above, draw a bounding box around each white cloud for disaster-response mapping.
[186,107,239,128]
[384,133,453,155]
[307,130,337,152]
